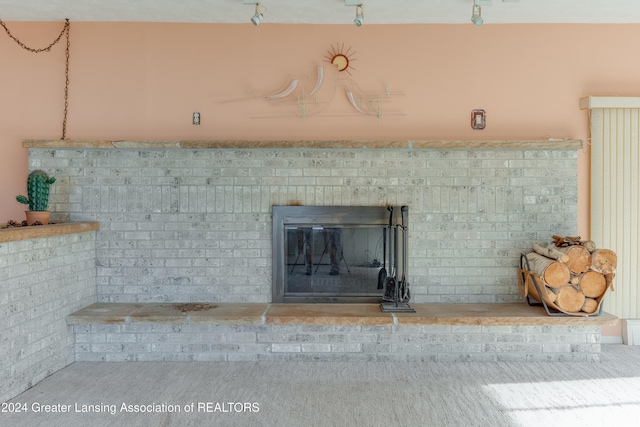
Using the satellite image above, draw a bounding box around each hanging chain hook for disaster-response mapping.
[0,18,69,52]
[62,20,70,140]
[0,18,70,139]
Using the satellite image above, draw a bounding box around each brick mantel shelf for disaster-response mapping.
[23,139,585,150]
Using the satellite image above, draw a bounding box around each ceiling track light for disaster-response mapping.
[471,2,483,27]
[345,1,364,27]
[244,1,265,26]
[354,5,364,27]
[251,3,264,26]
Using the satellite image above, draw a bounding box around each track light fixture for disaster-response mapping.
[354,5,364,27]
[345,1,364,27]
[251,3,264,26]
[471,2,483,26]
[243,1,265,26]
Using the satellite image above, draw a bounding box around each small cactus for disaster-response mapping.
[16,170,56,212]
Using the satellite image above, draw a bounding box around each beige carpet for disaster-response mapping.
[4,345,640,427]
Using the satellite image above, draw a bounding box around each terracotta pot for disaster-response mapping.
[25,210,51,226]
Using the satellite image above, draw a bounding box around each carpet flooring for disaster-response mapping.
[3,345,640,427]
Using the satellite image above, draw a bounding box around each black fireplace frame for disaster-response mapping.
[272,205,407,303]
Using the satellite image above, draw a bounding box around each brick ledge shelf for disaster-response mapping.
[67,303,616,362]
[68,302,616,326]
[0,221,100,243]
[23,139,584,150]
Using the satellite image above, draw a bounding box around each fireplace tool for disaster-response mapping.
[381,205,415,313]
[377,206,392,289]
[398,205,411,302]
[381,207,396,301]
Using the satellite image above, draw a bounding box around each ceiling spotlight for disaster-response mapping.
[244,1,265,26]
[251,3,264,26]
[354,5,364,27]
[345,1,365,27]
[471,2,483,26]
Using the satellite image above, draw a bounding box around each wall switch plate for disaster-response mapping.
[471,109,486,130]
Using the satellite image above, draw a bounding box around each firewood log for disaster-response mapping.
[582,298,599,314]
[590,249,617,274]
[524,253,570,288]
[532,243,570,263]
[552,285,586,313]
[581,240,597,253]
[578,270,607,298]
[549,245,591,274]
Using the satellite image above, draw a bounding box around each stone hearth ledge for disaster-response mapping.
[67,302,617,327]
[23,139,585,150]
[0,222,100,243]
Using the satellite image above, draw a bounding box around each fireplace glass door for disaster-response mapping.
[273,206,406,303]
[285,225,383,298]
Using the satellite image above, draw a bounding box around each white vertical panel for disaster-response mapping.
[631,109,640,317]
[590,106,640,319]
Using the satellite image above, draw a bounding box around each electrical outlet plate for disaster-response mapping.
[192,112,200,125]
[471,109,486,130]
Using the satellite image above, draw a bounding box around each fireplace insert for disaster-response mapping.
[272,206,408,303]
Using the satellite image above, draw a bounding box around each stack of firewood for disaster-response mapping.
[519,235,617,315]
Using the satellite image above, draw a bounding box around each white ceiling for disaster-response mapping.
[1,0,640,25]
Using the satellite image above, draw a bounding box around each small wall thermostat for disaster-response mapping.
[471,109,486,130]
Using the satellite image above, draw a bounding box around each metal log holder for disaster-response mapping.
[518,253,603,317]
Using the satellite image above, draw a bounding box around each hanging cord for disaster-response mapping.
[63,21,70,140]
[1,19,70,139]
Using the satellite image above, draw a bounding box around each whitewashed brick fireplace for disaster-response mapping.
[25,139,582,304]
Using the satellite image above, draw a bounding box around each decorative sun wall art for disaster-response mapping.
[219,43,404,122]
[324,43,357,75]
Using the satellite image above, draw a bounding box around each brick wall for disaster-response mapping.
[0,231,97,402]
[28,147,578,304]
[71,323,602,362]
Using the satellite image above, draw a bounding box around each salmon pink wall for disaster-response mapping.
[3,22,640,233]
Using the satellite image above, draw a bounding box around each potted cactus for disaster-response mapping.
[16,170,56,225]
